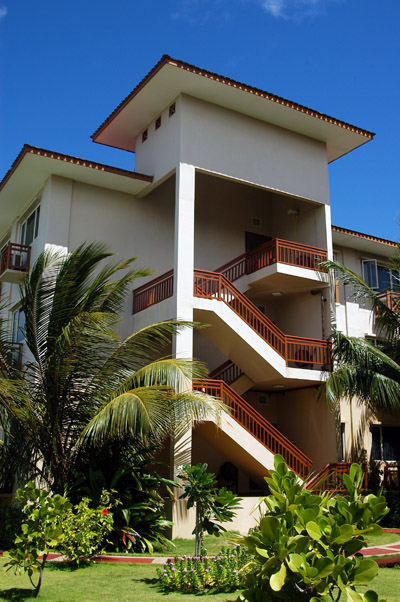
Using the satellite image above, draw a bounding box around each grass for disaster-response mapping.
[106,530,398,557]
[365,530,400,547]
[2,559,400,602]
[0,559,239,601]
[106,532,241,557]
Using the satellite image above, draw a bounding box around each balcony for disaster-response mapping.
[0,243,31,284]
[216,238,328,283]
[377,290,400,313]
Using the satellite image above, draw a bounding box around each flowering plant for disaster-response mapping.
[157,546,248,593]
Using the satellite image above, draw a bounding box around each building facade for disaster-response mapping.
[0,56,398,532]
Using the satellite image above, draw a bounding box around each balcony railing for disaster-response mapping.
[0,243,31,278]
[305,462,368,493]
[216,238,328,283]
[132,270,174,314]
[193,379,312,478]
[209,360,244,384]
[377,290,400,313]
[194,269,331,369]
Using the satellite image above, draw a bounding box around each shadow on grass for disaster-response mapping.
[0,588,35,600]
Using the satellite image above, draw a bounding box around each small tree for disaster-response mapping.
[177,463,242,556]
[240,455,389,602]
[4,483,115,597]
[4,482,71,597]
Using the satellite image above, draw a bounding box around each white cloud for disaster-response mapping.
[0,5,7,20]
[261,0,341,20]
[171,0,342,22]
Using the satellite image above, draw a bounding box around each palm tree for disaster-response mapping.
[324,246,400,433]
[0,243,223,492]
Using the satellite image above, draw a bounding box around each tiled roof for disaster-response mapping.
[0,144,153,193]
[92,55,375,142]
[332,225,398,248]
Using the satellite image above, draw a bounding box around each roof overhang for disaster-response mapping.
[92,55,375,163]
[332,225,398,257]
[0,145,152,235]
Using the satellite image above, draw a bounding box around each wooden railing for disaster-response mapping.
[194,269,330,368]
[305,462,368,493]
[193,379,312,478]
[0,243,30,276]
[209,360,244,384]
[377,290,400,313]
[132,270,174,314]
[216,239,328,283]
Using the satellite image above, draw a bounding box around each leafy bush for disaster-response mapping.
[4,482,72,597]
[177,463,242,555]
[240,455,389,602]
[0,506,23,550]
[69,443,175,553]
[157,546,248,593]
[4,483,115,597]
[57,491,115,565]
[381,490,400,528]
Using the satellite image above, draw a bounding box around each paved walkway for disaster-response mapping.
[360,541,400,557]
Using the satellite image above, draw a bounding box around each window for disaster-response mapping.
[169,103,176,117]
[258,394,268,405]
[371,425,400,461]
[362,259,399,292]
[142,129,148,143]
[20,206,40,246]
[155,116,161,130]
[340,423,346,461]
[12,308,26,343]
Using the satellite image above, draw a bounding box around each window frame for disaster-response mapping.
[20,205,40,246]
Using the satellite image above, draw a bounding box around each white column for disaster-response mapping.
[173,163,195,359]
[170,163,196,538]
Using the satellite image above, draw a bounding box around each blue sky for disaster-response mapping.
[1,0,399,240]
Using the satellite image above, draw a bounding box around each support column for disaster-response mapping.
[169,163,196,538]
[173,163,195,358]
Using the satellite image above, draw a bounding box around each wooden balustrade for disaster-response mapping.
[286,336,331,369]
[209,360,244,384]
[216,239,328,283]
[194,269,330,368]
[193,379,312,478]
[132,270,174,314]
[0,243,30,276]
[377,290,400,313]
[305,462,368,493]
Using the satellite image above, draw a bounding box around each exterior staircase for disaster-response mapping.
[193,379,312,479]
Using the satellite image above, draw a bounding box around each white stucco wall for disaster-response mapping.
[180,94,330,204]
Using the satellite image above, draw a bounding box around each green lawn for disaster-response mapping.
[1,559,400,602]
[365,531,400,547]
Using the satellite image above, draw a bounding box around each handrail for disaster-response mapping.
[209,360,244,384]
[132,270,174,314]
[194,269,330,368]
[216,238,328,283]
[193,379,312,478]
[0,243,31,276]
[305,462,368,492]
[377,290,400,313]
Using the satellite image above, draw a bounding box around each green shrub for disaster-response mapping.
[381,490,400,528]
[157,546,248,593]
[240,455,389,602]
[57,490,115,565]
[0,506,23,550]
[177,463,242,556]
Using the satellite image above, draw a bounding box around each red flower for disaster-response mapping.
[101,508,109,516]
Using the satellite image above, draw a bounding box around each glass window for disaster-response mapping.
[12,309,26,343]
[371,426,400,461]
[362,260,378,289]
[20,206,40,246]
